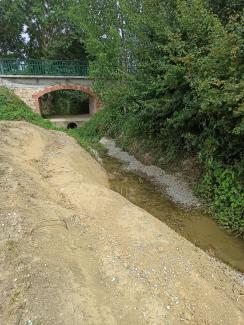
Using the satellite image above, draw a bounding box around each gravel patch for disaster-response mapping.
[100,137,200,208]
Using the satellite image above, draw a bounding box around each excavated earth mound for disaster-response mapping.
[0,121,243,325]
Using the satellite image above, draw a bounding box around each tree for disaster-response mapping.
[21,0,87,59]
[0,0,88,60]
[0,0,25,57]
[207,0,244,23]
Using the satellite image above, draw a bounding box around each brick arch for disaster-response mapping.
[32,84,102,115]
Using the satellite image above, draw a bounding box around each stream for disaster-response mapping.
[101,154,244,273]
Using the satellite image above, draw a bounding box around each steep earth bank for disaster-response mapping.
[0,121,243,325]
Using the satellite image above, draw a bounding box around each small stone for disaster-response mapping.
[185,313,192,320]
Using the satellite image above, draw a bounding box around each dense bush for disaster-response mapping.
[78,0,244,236]
[198,158,243,236]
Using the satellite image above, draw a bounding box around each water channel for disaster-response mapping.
[101,155,244,273]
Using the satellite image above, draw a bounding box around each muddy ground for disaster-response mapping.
[0,121,243,325]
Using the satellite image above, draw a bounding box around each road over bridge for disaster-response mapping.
[0,59,102,127]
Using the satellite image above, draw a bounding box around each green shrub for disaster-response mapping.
[198,159,243,237]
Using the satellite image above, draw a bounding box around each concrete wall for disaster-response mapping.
[0,76,102,115]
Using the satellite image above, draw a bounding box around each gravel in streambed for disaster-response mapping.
[100,137,200,208]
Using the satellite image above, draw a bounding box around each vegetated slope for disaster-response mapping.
[0,87,54,129]
[0,121,243,325]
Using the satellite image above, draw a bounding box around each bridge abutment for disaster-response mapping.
[12,87,41,113]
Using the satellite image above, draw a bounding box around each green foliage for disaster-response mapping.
[0,87,54,129]
[0,0,25,57]
[198,159,244,236]
[76,106,122,140]
[206,0,244,23]
[22,0,86,59]
[79,0,244,236]
[0,0,87,60]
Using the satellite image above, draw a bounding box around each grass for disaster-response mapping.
[0,87,54,129]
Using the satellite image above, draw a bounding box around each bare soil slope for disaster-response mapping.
[0,121,243,325]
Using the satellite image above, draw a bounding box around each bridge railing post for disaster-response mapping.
[0,62,3,75]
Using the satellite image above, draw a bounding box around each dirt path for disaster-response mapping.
[0,121,243,325]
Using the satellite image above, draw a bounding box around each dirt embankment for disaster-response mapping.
[0,121,243,325]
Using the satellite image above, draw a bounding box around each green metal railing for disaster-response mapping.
[0,58,89,76]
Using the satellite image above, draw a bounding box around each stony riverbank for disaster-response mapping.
[100,137,200,208]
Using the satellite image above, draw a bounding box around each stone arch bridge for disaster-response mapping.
[0,59,102,127]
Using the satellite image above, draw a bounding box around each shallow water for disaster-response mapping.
[102,155,244,273]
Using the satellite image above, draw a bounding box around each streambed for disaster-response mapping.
[100,141,244,273]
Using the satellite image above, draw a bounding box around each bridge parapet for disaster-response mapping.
[0,75,92,89]
[0,58,88,77]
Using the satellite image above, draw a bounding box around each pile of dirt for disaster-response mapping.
[0,121,243,325]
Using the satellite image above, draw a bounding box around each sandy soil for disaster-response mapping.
[0,121,243,325]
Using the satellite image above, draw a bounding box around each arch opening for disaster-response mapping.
[39,89,90,118]
[32,85,101,118]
